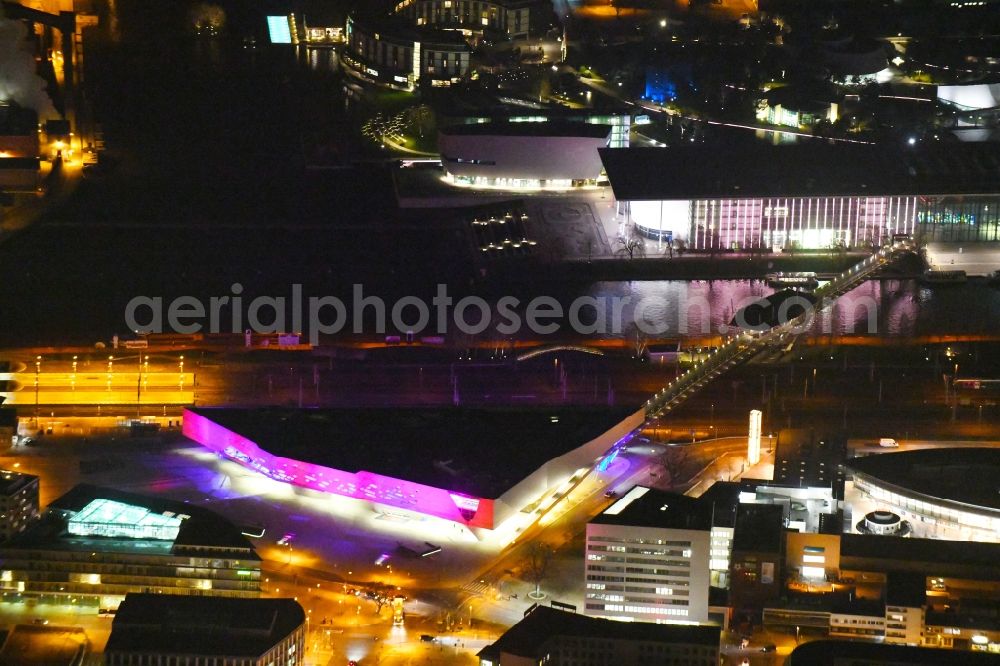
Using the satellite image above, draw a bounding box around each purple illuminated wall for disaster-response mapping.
[182,409,495,529]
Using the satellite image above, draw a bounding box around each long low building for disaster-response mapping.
[600,142,1000,249]
[343,13,471,89]
[183,406,642,532]
[105,594,305,666]
[0,484,261,612]
[439,121,612,189]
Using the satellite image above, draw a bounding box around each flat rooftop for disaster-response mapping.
[600,141,1000,200]
[840,534,1000,577]
[0,469,37,496]
[479,606,720,662]
[440,121,612,139]
[190,407,634,499]
[0,624,88,665]
[591,486,714,530]
[3,483,258,558]
[846,447,1000,512]
[106,594,304,658]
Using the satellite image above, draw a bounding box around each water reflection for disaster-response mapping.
[582,279,1000,339]
[305,47,339,73]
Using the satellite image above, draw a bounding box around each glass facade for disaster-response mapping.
[917,195,1000,242]
[68,499,183,541]
[628,193,1000,250]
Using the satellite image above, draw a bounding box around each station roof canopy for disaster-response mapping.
[599,141,1000,200]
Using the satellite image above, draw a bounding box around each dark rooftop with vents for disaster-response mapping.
[600,142,1000,200]
[478,606,720,663]
[105,594,304,658]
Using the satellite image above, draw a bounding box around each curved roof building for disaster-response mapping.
[439,121,612,188]
[846,448,1000,543]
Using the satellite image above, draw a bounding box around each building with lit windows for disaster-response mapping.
[599,142,1000,249]
[585,487,732,625]
[0,469,39,543]
[104,594,305,666]
[846,448,1000,543]
[439,121,611,188]
[443,110,633,148]
[184,406,642,533]
[343,13,471,88]
[763,531,1000,653]
[392,0,539,40]
[478,605,721,666]
[0,484,261,613]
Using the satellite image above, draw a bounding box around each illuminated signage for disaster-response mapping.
[748,410,762,466]
[449,494,480,512]
[267,16,292,44]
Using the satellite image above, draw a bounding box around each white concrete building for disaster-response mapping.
[585,487,713,624]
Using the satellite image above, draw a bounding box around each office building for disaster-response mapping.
[392,0,539,40]
[585,487,715,624]
[0,469,39,542]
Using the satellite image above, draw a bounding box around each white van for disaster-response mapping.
[878,438,899,448]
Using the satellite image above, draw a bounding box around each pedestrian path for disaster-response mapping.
[645,238,915,420]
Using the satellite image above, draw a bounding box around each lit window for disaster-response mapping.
[802,566,825,579]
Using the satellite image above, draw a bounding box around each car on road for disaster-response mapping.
[878,438,899,448]
[760,644,776,653]
[603,490,617,499]
[420,634,435,642]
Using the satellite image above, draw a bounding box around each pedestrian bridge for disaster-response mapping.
[644,239,915,419]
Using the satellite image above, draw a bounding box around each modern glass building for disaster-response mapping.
[0,485,261,612]
[67,499,183,541]
[600,143,1000,250]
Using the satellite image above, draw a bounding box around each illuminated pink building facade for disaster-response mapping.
[182,407,644,531]
[625,195,919,250]
[182,409,495,528]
